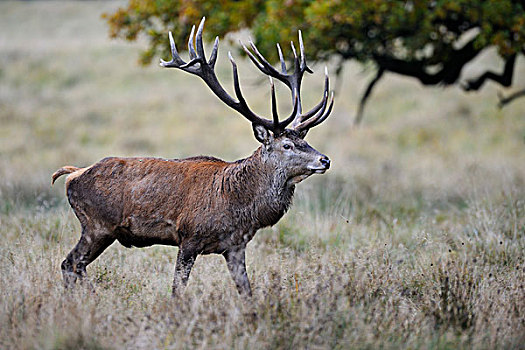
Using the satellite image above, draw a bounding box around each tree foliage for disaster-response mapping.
[105,0,525,123]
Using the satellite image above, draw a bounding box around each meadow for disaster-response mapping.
[0,2,524,349]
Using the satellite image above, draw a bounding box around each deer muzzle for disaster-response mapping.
[308,155,331,174]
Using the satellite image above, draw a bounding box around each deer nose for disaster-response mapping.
[320,156,331,169]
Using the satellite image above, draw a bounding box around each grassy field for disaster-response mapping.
[1,2,524,349]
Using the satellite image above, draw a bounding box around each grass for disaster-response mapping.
[0,1,524,349]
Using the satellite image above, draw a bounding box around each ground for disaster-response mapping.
[0,2,524,349]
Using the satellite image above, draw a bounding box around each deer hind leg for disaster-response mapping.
[61,225,115,289]
[223,245,252,297]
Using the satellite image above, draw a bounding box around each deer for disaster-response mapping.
[52,17,334,297]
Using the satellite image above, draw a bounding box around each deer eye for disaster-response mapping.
[283,144,293,150]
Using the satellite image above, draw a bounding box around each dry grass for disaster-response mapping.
[1,2,524,349]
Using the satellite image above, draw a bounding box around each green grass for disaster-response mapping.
[0,2,524,349]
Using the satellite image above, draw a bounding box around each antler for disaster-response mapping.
[160,17,298,134]
[241,31,334,134]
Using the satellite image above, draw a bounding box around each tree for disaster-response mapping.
[104,0,525,124]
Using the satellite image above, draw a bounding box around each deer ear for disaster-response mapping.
[252,124,273,144]
[297,129,308,139]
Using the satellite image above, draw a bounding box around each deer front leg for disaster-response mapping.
[223,245,252,297]
[171,246,196,297]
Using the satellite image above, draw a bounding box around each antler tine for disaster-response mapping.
[298,31,305,69]
[298,30,313,73]
[160,32,186,67]
[290,40,300,75]
[293,66,334,133]
[246,41,284,82]
[278,92,299,130]
[240,42,267,72]
[276,43,287,74]
[228,52,275,130]
[270,77,279,126]
[208,36,219,67]
[292,66,329,127]
[297,91,334,132]
[308,92,334,128]
[228,52,247,107]
[188,25,197,60]
[195,17,206,58]
[268,82,299,131]
[294,91,329,131]
[293,95,326,125]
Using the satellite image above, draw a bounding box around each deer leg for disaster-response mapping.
[61,226,114,289]
[171,247,196,297]
[223,246,252,297]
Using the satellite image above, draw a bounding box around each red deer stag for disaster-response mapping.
[52,18,334,297]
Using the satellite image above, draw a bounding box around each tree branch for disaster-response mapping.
[373,39,480,86]
[354,68,385,125]
[462,54,516,91]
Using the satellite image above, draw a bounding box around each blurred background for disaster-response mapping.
[0,1,523,348]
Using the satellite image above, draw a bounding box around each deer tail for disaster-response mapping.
[51,166,82,185]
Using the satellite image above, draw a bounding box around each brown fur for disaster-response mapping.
[54,127,329,297]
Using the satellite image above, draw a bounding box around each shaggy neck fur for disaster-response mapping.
[223,147,295,229]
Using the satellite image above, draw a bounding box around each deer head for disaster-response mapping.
[160,17,333,184]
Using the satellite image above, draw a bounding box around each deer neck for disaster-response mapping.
[246,146,295,194]
[226,147,295,227]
